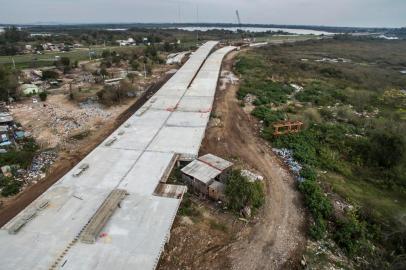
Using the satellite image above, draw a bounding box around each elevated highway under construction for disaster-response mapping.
[0,41,236,270]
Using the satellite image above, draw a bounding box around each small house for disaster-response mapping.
[181,154,233,200]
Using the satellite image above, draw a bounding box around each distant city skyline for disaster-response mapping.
[0,0,405,28]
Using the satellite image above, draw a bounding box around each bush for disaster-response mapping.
[178,194,200,217]
[42,70,59,80]
[225,170,265,213]
[1,177,22,197]
[251,106,286,126]
[300,165,317,181]
[367,131,405,169]
[299,179,332,219]
[334,211,368,256]
[39,91,47,101]
[310,216,328,240]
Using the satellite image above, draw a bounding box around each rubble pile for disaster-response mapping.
[272,148,303,181]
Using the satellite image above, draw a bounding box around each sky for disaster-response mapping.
[0,0,405,28]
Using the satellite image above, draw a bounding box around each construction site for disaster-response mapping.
[0,41,237,269]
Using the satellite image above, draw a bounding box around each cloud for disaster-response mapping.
[0,0,405,27]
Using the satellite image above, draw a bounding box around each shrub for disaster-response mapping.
[334,211,368,256]
[225,170,265,213]
[367,131,405,169]
[1,178,22,197]
[299,179,332,219]
[178,194,200,217]
[251,106,286,126]
[310,216,328,240]
[300,165,317,181]
[39,91,47,101]
[42,70,59,80]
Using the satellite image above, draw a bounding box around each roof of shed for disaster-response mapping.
[198,153,233,171]
[181,159,221,184]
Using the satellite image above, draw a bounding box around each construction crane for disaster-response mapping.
[235,10,242,27]
[235,10,244,42]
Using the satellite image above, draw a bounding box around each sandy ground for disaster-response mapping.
[159,51,307,270]
[9,94,134,150]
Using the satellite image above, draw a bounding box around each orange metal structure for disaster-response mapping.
[273,120,304,136]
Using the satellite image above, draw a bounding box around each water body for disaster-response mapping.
[173,26,334,36]
[105,28,128,31]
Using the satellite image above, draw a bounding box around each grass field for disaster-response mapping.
[0,45,144,69]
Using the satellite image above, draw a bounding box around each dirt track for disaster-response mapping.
[200,51,307,269]
[0,74,172,227]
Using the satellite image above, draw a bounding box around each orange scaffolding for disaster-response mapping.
[273,120,303,136]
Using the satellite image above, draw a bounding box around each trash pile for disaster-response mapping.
[79,100,111,118]
[272,148,303,181]
[241,169,264,182]
[219,71,239,90]
[18,151,58,183]
[44,102,111,135]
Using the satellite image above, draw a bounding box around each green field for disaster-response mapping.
[0,45,144,69]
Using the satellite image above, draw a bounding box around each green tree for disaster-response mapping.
[0,65,18,101]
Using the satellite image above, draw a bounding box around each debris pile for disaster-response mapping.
[240,169,264,182]
[272,148,303,181]
[17,151,58,183]
[166,51,189,65]
[44,102,111,135]
[243,94,257,105]
[219,71,239,90]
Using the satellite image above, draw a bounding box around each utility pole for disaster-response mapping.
[11,57,16,69]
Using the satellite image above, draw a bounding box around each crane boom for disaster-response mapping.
[235,10,242,26]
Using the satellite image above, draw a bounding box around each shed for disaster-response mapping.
[181,159,220,194]
[181,154,233,198]
[198,153,233,171]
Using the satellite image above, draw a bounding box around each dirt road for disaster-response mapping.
[200,51,307,269]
